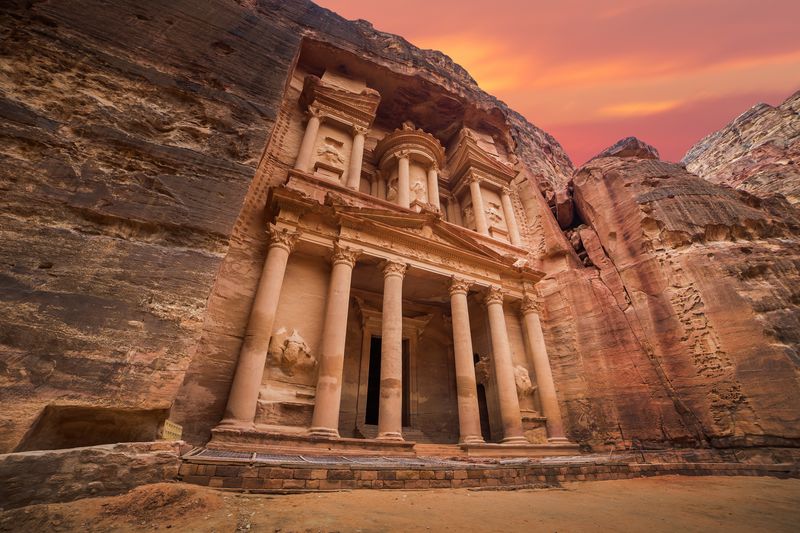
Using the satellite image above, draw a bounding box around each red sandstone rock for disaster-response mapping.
[591,136,660,160]
[684,91,800,205]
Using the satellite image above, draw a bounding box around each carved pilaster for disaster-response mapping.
[268,225,301,253]
[449,276,472,296]
[331,242,360,267]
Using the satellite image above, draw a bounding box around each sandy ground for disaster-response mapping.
[1,476,798,532]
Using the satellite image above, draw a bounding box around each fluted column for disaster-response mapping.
[449,278,484,444]
[427,164,441,210]
[521,295,568,442]
[346,125,367,190]
[469,176,489,235]
[377,260,407,440]
[220,225,300,427]
[500,187,522,246]
[397,152,410,209]
[309,243,360,438]
[294,108,322,173]
[484,286,527,444]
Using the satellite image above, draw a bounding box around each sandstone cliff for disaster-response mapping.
[1,0,798,455]
[540,138,800,450]
[683,90,800,205]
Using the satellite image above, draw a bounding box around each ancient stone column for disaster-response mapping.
[469,176,489,235]
[309,243,360,438]
[445,198,457,224]
[397,152,410,209]
[453,196,464,226]
[521,295,568,442]
[220,225,300,427]
[294,108,321,173]
[484,286,527,444]
[449,277,485,444]
[346,125,367,190]
[500,187,522,246]
[427,164,441,210]
[377,260,407,440]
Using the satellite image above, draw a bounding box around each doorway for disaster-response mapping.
[364,336,410,426]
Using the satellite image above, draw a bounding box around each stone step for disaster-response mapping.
[414,443,466,458]
[355,424,435,444]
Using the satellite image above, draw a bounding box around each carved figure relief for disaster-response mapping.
[463,206,475,228]
[316,137,345,166]
[411,180,427,202]
[268,327,317,377]
[486,202,503,224]
[386,178,398,202]
[474,353,492,385]
[514,365,536,398]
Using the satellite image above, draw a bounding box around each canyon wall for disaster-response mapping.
[1,0,798,453]
[684,91,799,205]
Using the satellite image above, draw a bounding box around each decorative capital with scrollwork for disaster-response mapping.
[484,285,505,306]
[268,225,301,253]
[449,276,472,296]
[308,105,324,121]
[352,124,369,136]
[382,260,407,279]
[520,294,541,315]
[332,242,360,267]
[468,174,482,185]
[396,149,411,160]
[501,186,512,196]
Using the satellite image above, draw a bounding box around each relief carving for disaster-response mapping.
[474,353,492,385]
[514,365,537,398]
[463,205,475,228]
[486,202,503,223]
[268,327,317,377]
[316,137,345,166]
[411,180,427,202]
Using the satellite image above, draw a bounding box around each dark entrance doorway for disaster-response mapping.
[364,336,411,426]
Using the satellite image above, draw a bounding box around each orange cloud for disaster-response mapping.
[598,100,682,118]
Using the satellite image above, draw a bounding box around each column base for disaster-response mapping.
[216,418,255,430]
[459,435,486,444]
[307,427,340,438]
[376,432,404,441]
[547,436,573,444]
[500,435,530,445]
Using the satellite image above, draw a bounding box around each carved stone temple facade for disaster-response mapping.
[208,46,577,457]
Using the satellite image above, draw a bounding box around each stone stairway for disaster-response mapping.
[413,443,467,458]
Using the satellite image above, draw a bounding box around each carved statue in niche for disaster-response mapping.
[474,353,491,385]
[514,365,537,399]
[316,137,345,166]
[386,178,398,202]
[463,206,475,229]
[486,202,503,224]
[411,180,427,202]
[267,327,317,377]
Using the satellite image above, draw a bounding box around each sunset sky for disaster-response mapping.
[315,0,800,164]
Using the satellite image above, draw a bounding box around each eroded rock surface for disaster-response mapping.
[683,91,800,204]
[592,136,660,160]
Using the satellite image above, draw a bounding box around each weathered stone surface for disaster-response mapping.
[684,91,800,204]
[591,137,660,161]
[539,155,800,448]
[0,441,182,509]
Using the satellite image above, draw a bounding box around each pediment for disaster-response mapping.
[334,207,508,263]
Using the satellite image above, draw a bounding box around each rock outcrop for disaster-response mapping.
[592,136,660,160]
[683,91,800,205]
[539,144,800,449]
[1,0,798,456]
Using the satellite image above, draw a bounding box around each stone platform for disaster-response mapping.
[178,448,799,492]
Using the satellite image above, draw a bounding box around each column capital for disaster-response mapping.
[520,294,541,315]
[501,186,512,196]
[429,162,439,172]
[331,242,361,267]
[268,225,301,253]
[352,124,369,136]
[382,260,407,279]
[397,149,411,160]
[307,105,324,120]
[449,276,472,296]
[484,285,505,306]
[468,174,482,185]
